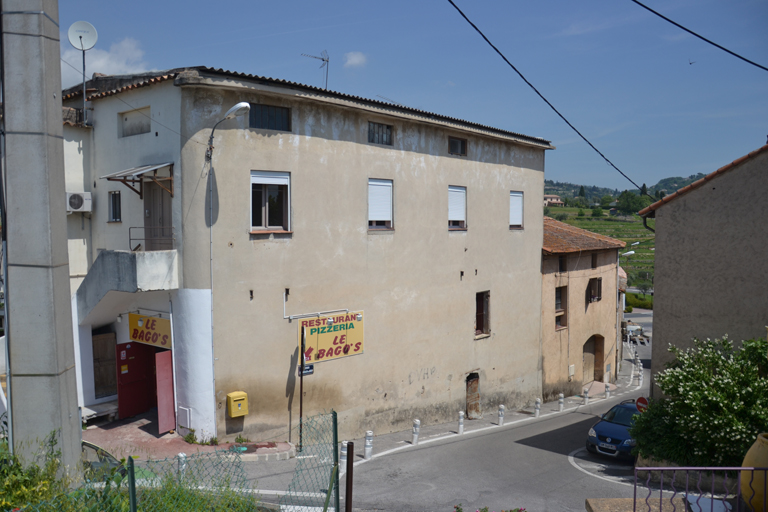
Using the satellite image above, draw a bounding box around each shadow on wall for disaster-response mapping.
[543,381,582,403]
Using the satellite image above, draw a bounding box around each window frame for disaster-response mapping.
[250,171,291,232]
[448,185,467,230]
[475,291,490,337]
[448,136,467,156]
[368,178,394,230]
[555,286,568,329]
[558,255,567,273]
[587,277,603,304]
[107,191,121,223]
[368,121,393,146]
[249,103,291,132]
[509,191,524,229]
[591,253,598,269]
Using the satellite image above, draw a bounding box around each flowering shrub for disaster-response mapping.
[630,336,768,466]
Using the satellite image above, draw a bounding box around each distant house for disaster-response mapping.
[639,144,768,397]
[543,194,564,207]
[541,217,625,397]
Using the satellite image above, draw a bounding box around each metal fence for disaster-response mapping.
[278,410,340,512]
[634,466,767,512]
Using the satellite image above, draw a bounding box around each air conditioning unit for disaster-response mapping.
[66,192,92,213]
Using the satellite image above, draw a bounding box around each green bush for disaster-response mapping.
[543,206,550,216]
[591,206,603,217]
[624,305,633,313]
[577,209,585,217]
[626,292,652,310]
[630,337,768,466]
[555,213,568,222]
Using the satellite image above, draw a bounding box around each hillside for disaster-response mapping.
[544,173,707,199]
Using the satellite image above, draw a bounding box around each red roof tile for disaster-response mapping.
[542,217,626,254]
[639,144,768,217]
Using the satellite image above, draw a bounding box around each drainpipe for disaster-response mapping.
[642,216,655,233]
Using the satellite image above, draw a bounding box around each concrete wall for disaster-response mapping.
[541,250,619,398]
[651,149,768,396]
[177,81,548,440]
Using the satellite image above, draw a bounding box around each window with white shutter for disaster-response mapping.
[448,185,466,229]
[509,191,524,229]
[251,171,290,231]
[368,178,393,229]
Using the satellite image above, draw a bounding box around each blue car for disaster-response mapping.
[586,399,640,459]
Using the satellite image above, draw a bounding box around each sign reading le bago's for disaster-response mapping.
[129,313,172,348]
[299,311,364,363]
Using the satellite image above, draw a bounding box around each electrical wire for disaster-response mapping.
[445,0,654,200]
[629,0,768,73]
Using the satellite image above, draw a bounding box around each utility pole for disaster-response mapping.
[1,0,81,468]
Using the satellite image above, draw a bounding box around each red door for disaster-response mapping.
[117,342,156,419]
[155,350,175,434]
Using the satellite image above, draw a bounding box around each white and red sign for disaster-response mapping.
[636,396,649,413]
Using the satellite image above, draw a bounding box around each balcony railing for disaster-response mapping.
[129,226,175,252]
[634,466,767,511]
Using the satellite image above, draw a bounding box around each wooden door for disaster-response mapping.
[117,342,156,419]
[583,337,595,385]
[144,182,172,251]
[155,350,175,435]
[466,373,481,419]
[92,333,117,398]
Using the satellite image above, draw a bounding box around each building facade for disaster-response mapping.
[540,217,625,399]
[63,67,554,440]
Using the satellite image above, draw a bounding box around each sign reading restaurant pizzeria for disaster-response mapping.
[129,313,172,348]
[299,311,364,363]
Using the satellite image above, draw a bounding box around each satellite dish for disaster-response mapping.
[68,21,98,51]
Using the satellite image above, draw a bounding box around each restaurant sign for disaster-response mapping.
[129,313,172,349]
[298,311,364,363]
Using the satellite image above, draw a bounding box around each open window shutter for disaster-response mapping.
[597,278,602,300]
[368,179,392,222]
[509,191,523,226]
[448,186,466,222]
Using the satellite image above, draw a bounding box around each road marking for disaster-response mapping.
[567,448,635,488]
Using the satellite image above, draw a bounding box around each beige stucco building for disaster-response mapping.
[540,217,625,399]
[62,67,556,441]
[639,144,768,397]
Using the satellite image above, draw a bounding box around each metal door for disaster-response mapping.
[466,373,481,419]
[144,182,172,251]
[583,338,595,385]
[155,350,175,435]
[92,333,117,398]
[117,342,156,419]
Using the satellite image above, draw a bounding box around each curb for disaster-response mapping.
[238,442,296,462]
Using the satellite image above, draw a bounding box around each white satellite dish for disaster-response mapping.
[68,21,98,51]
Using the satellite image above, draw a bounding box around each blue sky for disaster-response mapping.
[59,0,767,191]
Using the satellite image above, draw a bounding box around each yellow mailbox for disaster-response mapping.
[227,391,248,418]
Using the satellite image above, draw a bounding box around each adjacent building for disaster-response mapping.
[638,144,768,397]
[62,67,555,441]
[540,217,625,398]
[543,194,564,207]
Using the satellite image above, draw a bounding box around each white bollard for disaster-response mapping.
[605,383,611,399]
[412,419,420,445]
[498,405,505,426]
[558,393,564,412]
[534,398,541,418]
[340,441,348,474]
[177,453,187,478]
[583,389,590,406]
[458,411,465,435]
[364,430,373,460]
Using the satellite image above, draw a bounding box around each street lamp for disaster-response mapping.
[206,102,250,162]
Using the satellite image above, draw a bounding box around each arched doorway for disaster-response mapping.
[582,335,605,385]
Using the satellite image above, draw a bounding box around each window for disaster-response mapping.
[108,191,121,222]
[368,122,392,146]
[509,191,524,229]
[591,253,598,269]
[475,291,490,336]
[559,255,567,273]
[448,186,467,229]
[119,107,150,137]
[368,178,393,229]
[251,171,290,231]
[555,286,567,328]
[587,278,602,304]
[449,137,467,156]
[249,104,291,131]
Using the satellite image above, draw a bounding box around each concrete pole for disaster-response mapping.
[1,0,81,468]
[458,411,464,435]
[411,419,420,445]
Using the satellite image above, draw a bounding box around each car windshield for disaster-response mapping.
[603,406,638,427]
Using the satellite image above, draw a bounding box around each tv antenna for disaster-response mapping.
[301,50,329,89]
[376,95,404,106]
[67,21,98,125]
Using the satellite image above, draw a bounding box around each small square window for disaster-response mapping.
[449,137,467,156]
[368,178,393,229]
[591,253,598,269]
[559,255,567,272]
[368,122,393,146]
[250,104,291,131]
[448,186,466,229]
[555,286,567,328]
[475,291,490,336]
[108,191,121,222]
[251,171,290,231]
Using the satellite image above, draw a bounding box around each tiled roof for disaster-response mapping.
[639,144,768,217]
[62,66,553,149]
[542,217,626,254]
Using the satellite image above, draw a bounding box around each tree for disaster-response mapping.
[640,183,648,196]
[577,209,585,217]
[543,206,550,216]
[555,213,568,222]
[578,185,585,197]
[617,190,644,214]
[600,195,613,207]
[636,281,652,297]
[591,206,603,217]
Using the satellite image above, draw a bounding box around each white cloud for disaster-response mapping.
[61,38,149,88]
[343,51,367,68]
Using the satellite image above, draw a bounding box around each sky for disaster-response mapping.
[59,0,767,191]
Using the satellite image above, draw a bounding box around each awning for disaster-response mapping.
[100,162,174,199]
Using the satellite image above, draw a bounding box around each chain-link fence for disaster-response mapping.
[278,410,339,512]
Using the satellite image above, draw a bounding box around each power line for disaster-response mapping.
[629,0,768,73]
[445,0,651,198]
